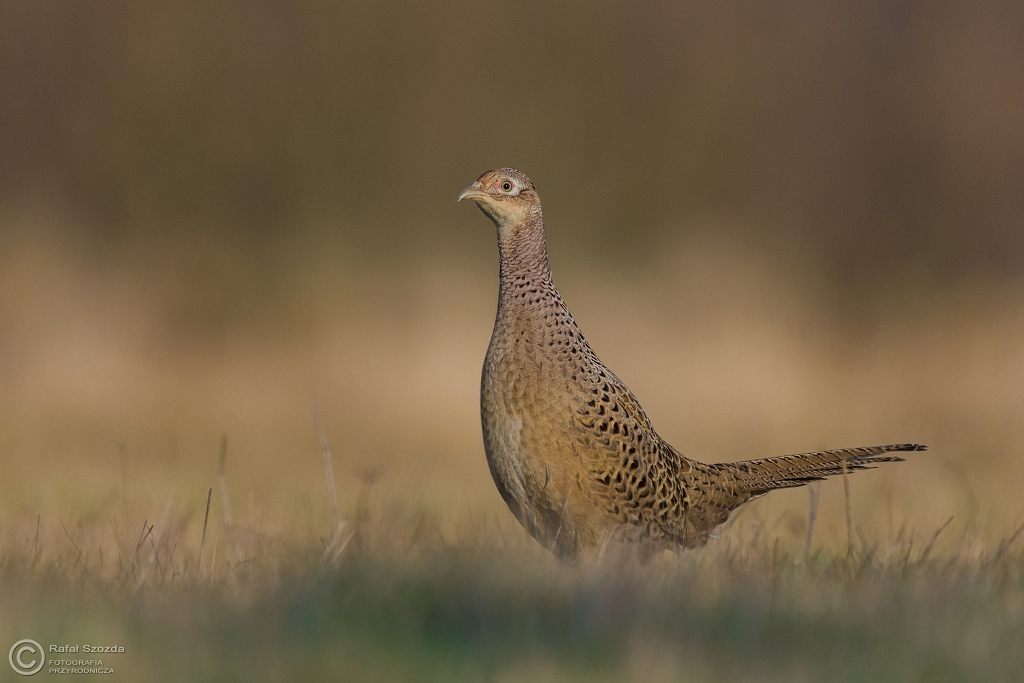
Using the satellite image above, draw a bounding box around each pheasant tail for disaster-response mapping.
[722,443,928,497]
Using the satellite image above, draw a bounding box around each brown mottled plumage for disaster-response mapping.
[459,168,926,559]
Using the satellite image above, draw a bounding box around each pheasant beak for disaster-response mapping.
[457,183,487,202]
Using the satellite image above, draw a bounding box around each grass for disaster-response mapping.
[1,488,1022,683]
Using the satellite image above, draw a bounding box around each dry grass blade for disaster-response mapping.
[802,483,820,564]
[918,515,955,564]
[312,396,353,567]
[136,499,172,591]
[320,521,353,569]
[311,397,340,541]
[120,443,130,537]
[30,514,41,573]
[992,520,1024,563]
[133,520,152,558]
[197,488,213,578]
[209,530,218,577]
[59,517,82,557]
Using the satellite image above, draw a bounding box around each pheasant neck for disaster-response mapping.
[497,215,552,300]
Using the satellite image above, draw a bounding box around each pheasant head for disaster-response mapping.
[458,168,541,230]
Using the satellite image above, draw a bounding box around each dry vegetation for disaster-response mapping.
[1,485,1022,682]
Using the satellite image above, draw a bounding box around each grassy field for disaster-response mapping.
[1,497,1022,682]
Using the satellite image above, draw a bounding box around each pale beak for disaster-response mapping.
[457,183,487,202]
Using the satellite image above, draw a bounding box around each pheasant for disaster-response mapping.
[459,167,925,559]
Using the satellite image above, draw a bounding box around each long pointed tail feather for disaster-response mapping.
[723,443,927,496]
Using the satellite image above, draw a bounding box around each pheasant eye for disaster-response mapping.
[501,181,513,192]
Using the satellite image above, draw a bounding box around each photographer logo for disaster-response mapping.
[8,639,45,676]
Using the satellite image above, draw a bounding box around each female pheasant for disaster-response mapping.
[459,167,925,559]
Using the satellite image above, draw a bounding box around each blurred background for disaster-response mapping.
[0,0,1022,549]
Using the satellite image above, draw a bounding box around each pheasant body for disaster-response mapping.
[461,168,925,558]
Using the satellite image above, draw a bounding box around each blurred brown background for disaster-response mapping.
[1,1,1022,547]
